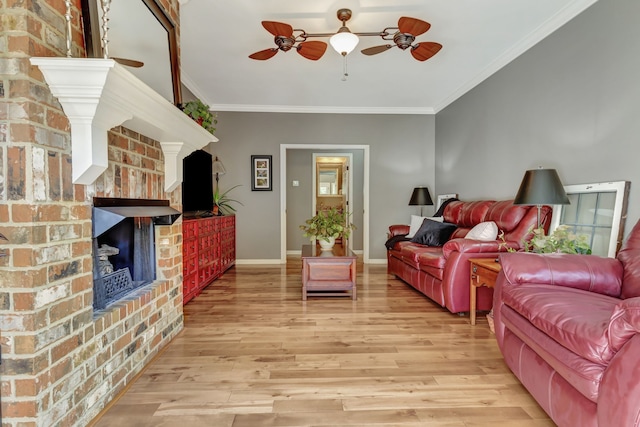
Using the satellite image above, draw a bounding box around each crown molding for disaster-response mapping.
[31,57,217,192]
[208,103,436,115]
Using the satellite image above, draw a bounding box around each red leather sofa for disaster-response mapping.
[387,200,550,314]
[493,220,640,427]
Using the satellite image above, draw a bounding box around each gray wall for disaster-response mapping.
[286,149,364,252]
[210,112,435,261]
[435,0,640,236]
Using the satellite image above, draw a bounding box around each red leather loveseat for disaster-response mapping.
[387,200,550,314]
[493,220,640,427]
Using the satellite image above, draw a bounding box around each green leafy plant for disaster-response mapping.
[181,99,217,135]
[499,225,592,254]
[299,207,355,243]
[213,185,243,215]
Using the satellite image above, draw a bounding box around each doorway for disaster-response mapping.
[313,153,353,252]
[280,144,370,263]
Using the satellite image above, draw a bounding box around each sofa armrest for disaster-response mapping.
[599,334,640,426]
[608,297,640,352]
[499,252,624,298]
[388,224,410,238]
[442,238,516,258]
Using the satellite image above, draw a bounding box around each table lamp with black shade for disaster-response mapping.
[514,167,570,229]
[409,186,434,217]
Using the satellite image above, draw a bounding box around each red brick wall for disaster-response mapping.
[0,1,184,426]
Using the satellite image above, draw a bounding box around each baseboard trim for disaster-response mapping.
[235,259,285,265]
[236,258,385,265]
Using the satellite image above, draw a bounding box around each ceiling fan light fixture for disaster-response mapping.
[330,27,359,56]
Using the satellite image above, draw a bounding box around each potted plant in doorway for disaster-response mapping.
[300,207,355,250]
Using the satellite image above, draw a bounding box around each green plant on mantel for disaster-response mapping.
[500,225,592,255]
[213,185,243,215]
[300,207,355,243]
[181,99,217,135]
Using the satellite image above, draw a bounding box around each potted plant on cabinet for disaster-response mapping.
[213,185,243,216]
[300,207,355,250]
[180,99,217,135]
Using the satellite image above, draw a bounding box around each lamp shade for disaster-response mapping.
[330,27,359,55]
[514,168,570,206]
[409,187,434,206]
[212,156,226,175]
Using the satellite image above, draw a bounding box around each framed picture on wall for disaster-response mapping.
[251,155,272,191]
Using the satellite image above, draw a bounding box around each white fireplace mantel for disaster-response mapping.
[30,57,218,192]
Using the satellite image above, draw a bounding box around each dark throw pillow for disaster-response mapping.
[410,219,457,246]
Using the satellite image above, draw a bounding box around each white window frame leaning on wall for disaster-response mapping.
[549,181,630,258]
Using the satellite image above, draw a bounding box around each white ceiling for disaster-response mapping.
[179,0,597,114]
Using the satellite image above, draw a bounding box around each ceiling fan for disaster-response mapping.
[249,8,442,62]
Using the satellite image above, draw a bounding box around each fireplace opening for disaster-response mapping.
[92,198,180,310]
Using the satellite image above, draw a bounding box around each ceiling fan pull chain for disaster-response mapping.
[342,53,349,81]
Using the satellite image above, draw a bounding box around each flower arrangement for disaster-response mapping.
[500,225,592,254]
[300,207,355,243]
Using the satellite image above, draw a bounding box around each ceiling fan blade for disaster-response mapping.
[249,48,279,60]
[410,42,442,61]
[297,41,327,61]
[112,57,144,68]
[361,45,393,56]
[262,21,293,37]
[398,17,431,36]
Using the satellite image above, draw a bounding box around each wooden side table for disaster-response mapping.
[301,244,357,300]
[469,258,502,325]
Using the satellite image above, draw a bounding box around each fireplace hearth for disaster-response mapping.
[92,197,181,310]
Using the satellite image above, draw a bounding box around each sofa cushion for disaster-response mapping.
[418,249,446,270]
[398,242,440,266]
[449,228,469,239]
[465,221,498,241]
[410,219,456,246]
[502,283,619,365]
[500,252,623,298]
[484,201,527,232]
[442,201,465,225]
[407,215,443,238]
[456,200,494,228]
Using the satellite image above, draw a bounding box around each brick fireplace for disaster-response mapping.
[0,1,192,426]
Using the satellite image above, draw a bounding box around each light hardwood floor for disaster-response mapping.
[93,256,554,427]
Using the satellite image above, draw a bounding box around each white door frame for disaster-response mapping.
[312,152,353,253]
[280,144,370,263]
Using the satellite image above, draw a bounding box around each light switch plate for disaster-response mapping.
[292,180,300,187]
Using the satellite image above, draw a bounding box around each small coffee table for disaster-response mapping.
[301,244,357,300]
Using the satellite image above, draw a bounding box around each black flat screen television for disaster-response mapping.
[182,150,213,214]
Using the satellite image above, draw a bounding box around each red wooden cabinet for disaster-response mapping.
[220,215,236,273]
[182,215,235,304]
